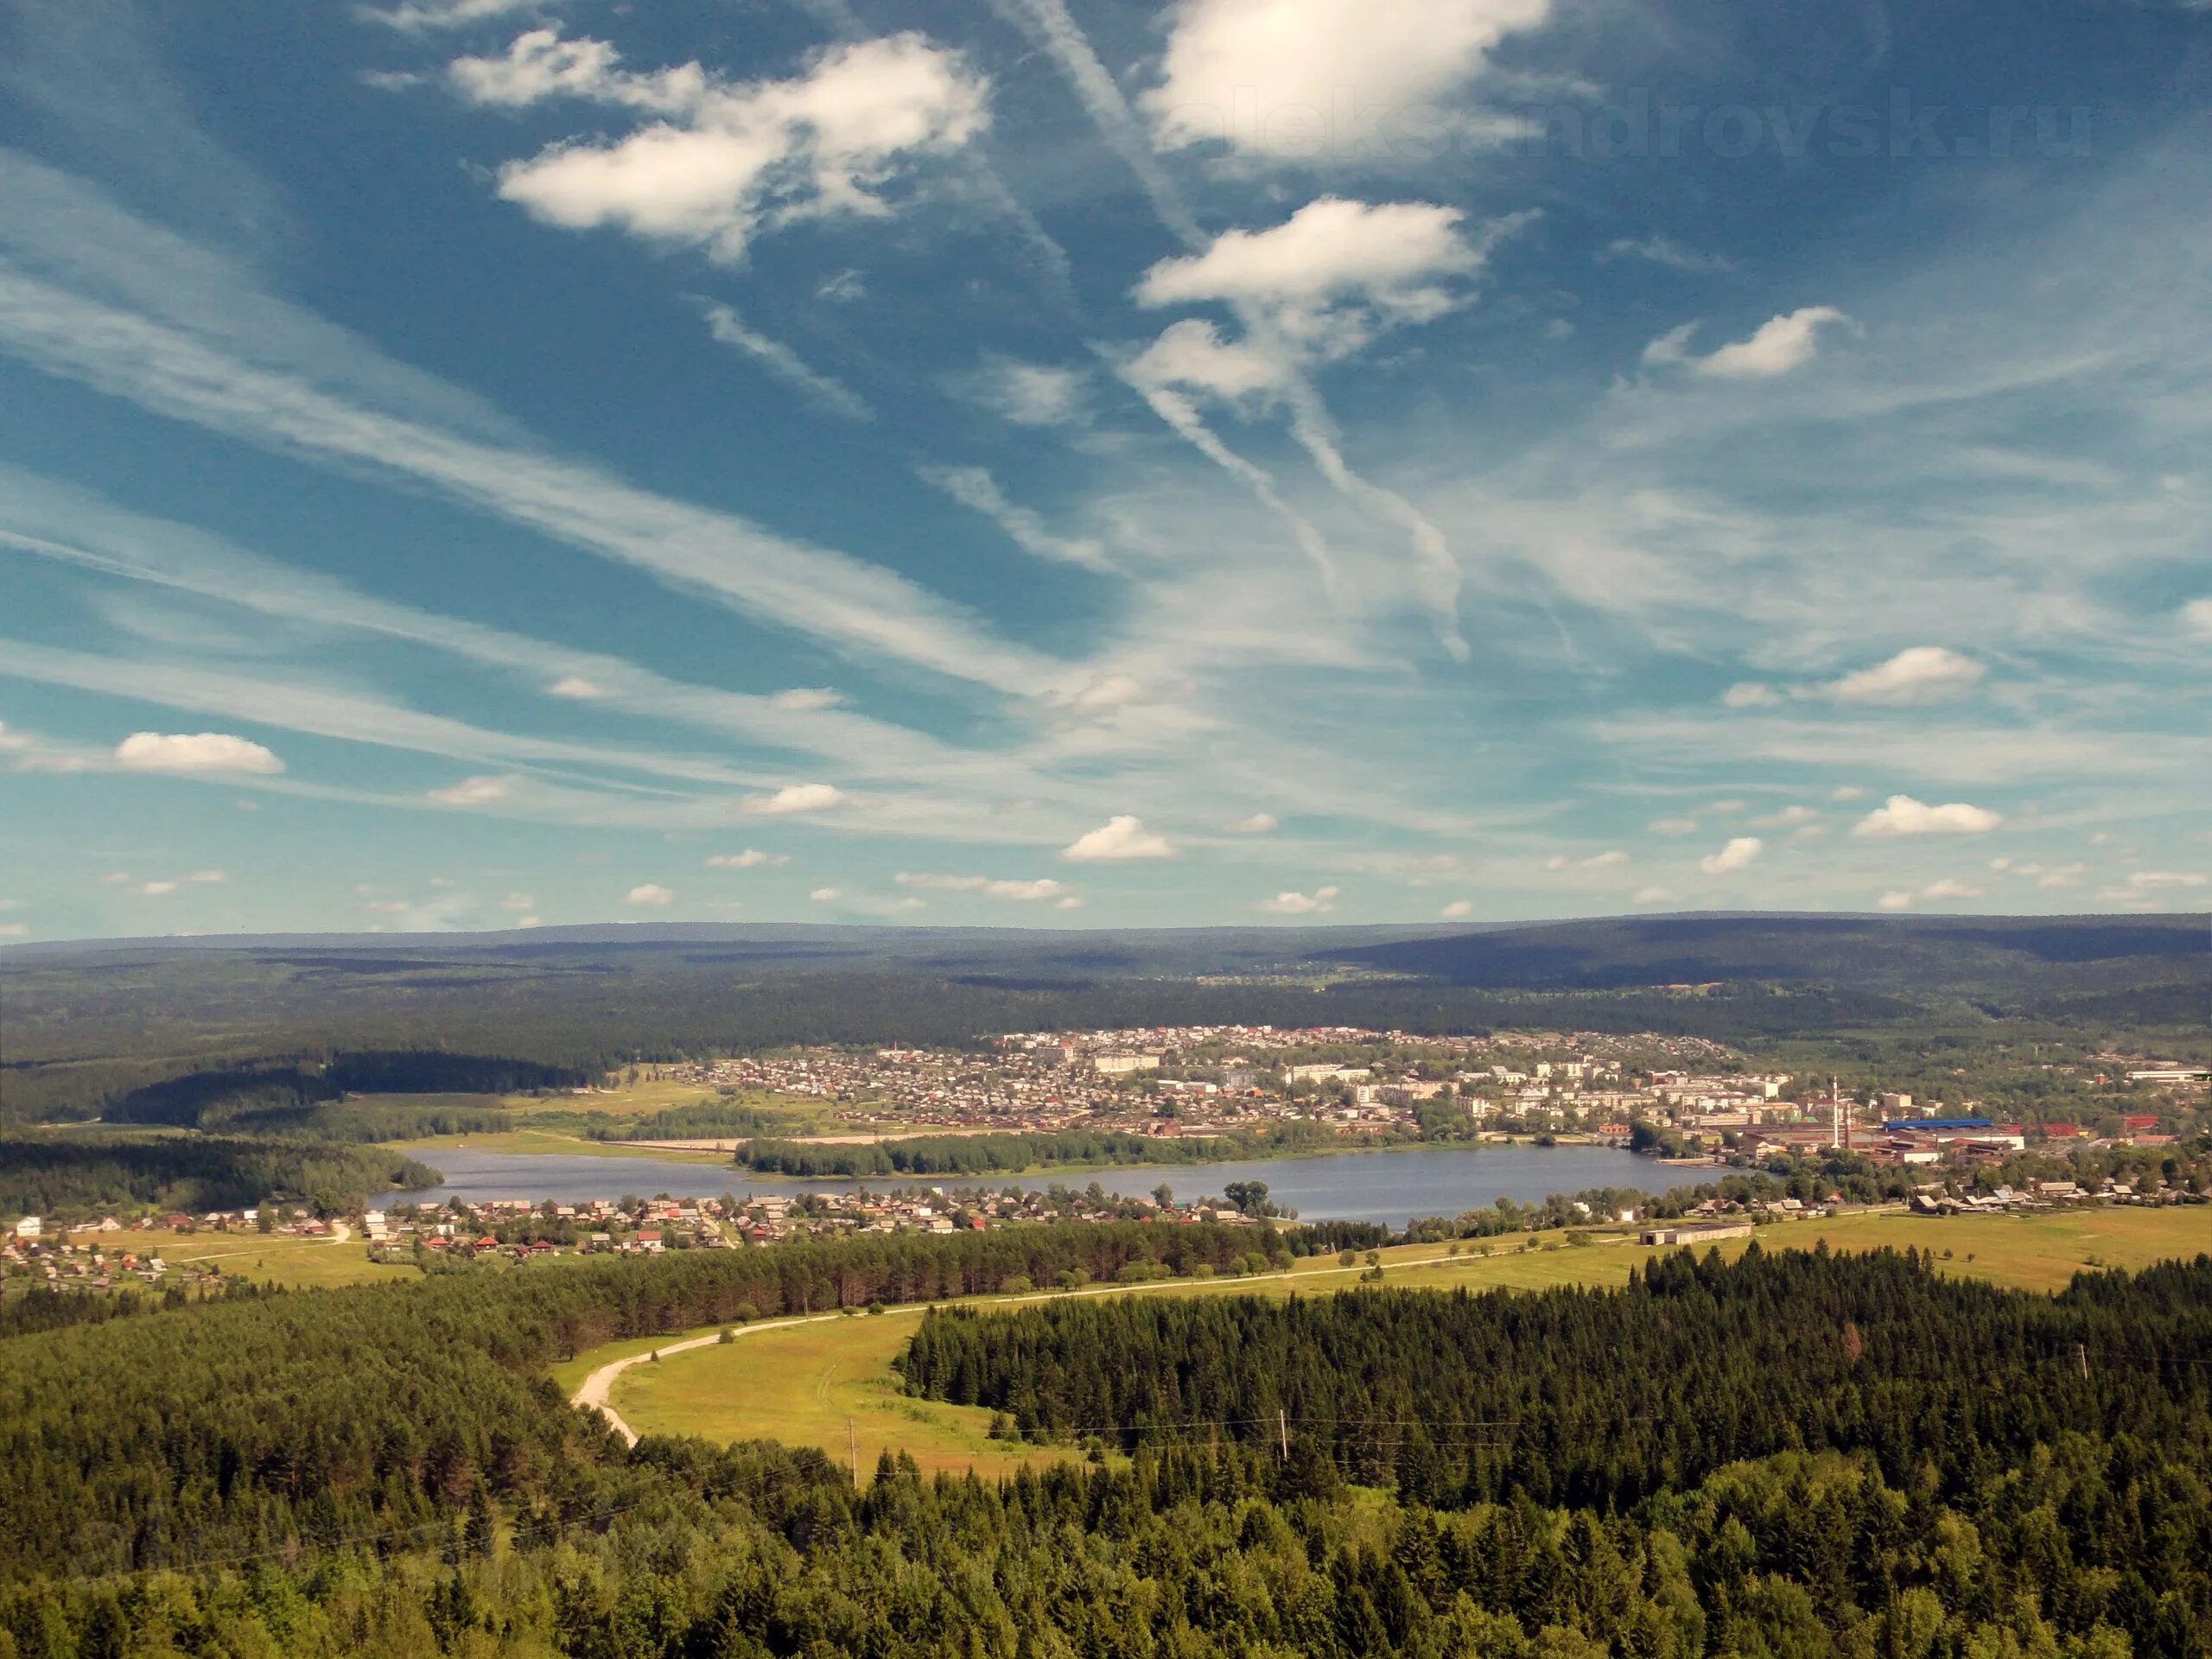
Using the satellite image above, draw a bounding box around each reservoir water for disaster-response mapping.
[381,1144,1713,1227]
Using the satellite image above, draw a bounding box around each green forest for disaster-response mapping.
[1,1225,2206,1656]
[0,1135,439,1219]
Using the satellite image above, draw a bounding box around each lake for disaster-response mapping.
[379,1143,1714,1227]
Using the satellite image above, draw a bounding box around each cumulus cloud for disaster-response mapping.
[2123,870,2206,889]
[1645,306,1853,378]
[808,887,842,902]
[895,873,1071,901]
[138,880,179,896]
[625,883,675,906]
[1136,199,1506,355]
[114,731,283,775]
[1142,0,1551,157]
[453,30,991,263]
[1125,318,1288,403]
[744,782,845,814]
[547,675,605,698]
[701,303,872,421]
[2183,597,2212,639]
[1440,899,1475,918]
[944,355,1089,426]
[1853,795,2003,836]
[1699,836,1763,875]
[705,849,788,868]
[0,922,25,939]
[1258,885,1338,914]
[1878,889,1914,911]
[1229,812,1279,834]
[917,465,1111,571]
[1544,850,1628,869]
[1825,646,1985,705]
[1062,815,1173,861]
[1633,885,1678,906]
[428,773,518,806]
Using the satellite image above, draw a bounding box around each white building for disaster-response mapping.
[11,1217,40,1239]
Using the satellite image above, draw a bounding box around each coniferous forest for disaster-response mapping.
[1,1227,2207,1657]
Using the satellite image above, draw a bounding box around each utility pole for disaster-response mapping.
[1278,1408,1289,1463]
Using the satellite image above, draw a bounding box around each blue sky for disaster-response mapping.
[0,0,2206,940]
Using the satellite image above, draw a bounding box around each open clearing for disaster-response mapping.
[590,1205,2209,1478]
[83,1227,418,1289]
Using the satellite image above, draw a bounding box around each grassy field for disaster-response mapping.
[594,1205,2209,1478]
[80,1227,419,1289]
[390,1127,739,1165]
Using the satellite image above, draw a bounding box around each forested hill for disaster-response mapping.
[2,1236,2208,1656]
[1313,912,2208,1000]
[5,912,2202,1124]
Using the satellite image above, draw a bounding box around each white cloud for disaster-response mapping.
[1126,318,1289,403]
[1751,804,1817,829]
[625,883,675,906]
[0,922,25,938]
[1825,646,1985,705]
[515,915,542,928]
[1544,849,1627,869]
[1920,878,1984,900]
[1143,0,1551,158]
[767,687,842,711]
[895,873,1071,901]
[1831,785,1865,801]
[359,0,540,33]
[1598,235,1735,274]
[705,849,787,868]
[499,891,535,909]
[114,730,283,775]
[1440,899,1475,918]
[2005,861,2088,890]
[809,886,842,902]
[1646,306,1853,378]
[428,773,519,806]
[459,30,991,263]
[1878,889,1914,911]
[1259,884,1338,914]
[917,465,1111,571]
[1135,199,1503,354]
[1705,798,1746,814]
[1230,812,1279,834]
[186,868,227,885]
[138,880,179,896]
[1699,836,1764,875]
[842,893,925,916]
[1722,682,1783,709]
[547,674,604,698]
[701,303,872,422]
[1632,885,1678,906]
[1062,815,1173,861]
[744,782,845,814]
[945,355,1089,426]
[2183,597,2212,639]
[1853,795,2003,836]
[1649,817,1699,836]
[2125,870,2206,889]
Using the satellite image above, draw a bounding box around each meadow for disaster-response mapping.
[593,1205,2211,1476]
